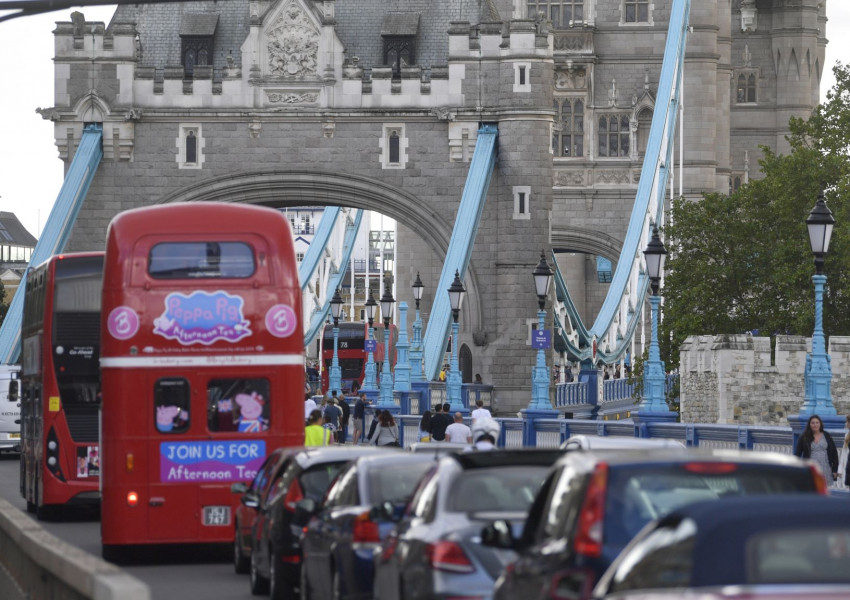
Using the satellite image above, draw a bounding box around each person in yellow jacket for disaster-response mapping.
[304,409,332,446]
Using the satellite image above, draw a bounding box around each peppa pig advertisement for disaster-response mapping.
[160,440,266,483]
[153,290,251,345]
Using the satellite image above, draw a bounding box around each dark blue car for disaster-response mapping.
[299,452,438,599]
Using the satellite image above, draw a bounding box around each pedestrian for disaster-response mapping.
[304,409,332,446]
[838,415,850,489]
[565,363,573,383]
[353,393,369,444]
[794,414,839,485]
[467,417,500,451]
[369,410,401,447]
[445,412,472,444]
[338,394,350,444]
[474,373,483,384]
[304,392,317,423]
[471,399,492,423]
[418,410,432,442]
[624,350,632,376]
[323,396,342,443]
[429,403,449,441]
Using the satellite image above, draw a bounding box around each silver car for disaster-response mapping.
[373,449,562,600]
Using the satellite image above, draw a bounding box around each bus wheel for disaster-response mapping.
[103,544,128,565]
[25,500,35,514]
[234,530,250,574]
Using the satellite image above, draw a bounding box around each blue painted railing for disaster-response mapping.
[0,124,104,364]
[421,125,498,381]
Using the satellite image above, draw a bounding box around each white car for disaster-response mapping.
[561,434,685,451]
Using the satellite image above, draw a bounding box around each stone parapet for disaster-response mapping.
[680,334,850,426]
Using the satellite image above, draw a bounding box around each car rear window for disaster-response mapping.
[368,462,434,505]
[749,528,850,584]
[446,466,548,514]
[604,464,817,546]
[300,462,348,501]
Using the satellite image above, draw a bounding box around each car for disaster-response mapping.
[407,441,467,454]
[249,445,396,598]
[591,495,850,600]
[300,452,440,599]
[486,448,828,600]
[560,435,685,451]
[231,447,304,574]
[373,448,564,600]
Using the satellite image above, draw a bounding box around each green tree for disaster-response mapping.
[661,63,850,368]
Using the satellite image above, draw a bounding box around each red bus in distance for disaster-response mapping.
[99,203,304,559]
[20,252,104,518]
[320,322,397,394]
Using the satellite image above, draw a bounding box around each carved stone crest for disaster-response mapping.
[595,170,630,185]
[266,1,319,79]
[554,169,586,187]
[267,91,319,104]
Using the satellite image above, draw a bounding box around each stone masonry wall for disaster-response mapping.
[680,334,850,425]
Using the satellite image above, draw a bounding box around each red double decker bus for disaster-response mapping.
[320,322,397,394]
[20,252,104,518]
[99,203,303,558]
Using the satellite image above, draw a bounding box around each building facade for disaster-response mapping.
[44,0,825,411]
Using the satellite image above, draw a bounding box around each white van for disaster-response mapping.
[0,364,21,452]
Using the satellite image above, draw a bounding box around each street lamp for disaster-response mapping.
[378,278,396,408]
[362,291,378,393]
[410,273,425,382]
[802,190,837,415]
[638,226,671,414]
[328,288,344,397]
[447,270,466,412]
[530,252,553,410]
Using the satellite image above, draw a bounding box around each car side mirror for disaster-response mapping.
[292,498,317,526]
[231,482,248,494]
[480,519,516,550]
[240,492,259,509]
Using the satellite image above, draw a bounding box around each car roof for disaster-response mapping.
[449,448,564,469]
[554,446,808,469]
[666,494,850,524]
[350,451,442,470]
[561,435,686,450]
[293,445,395,468]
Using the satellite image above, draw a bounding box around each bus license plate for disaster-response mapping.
[203,506,231,526]
[8,433,20,439]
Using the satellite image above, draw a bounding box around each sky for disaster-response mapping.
[1,3,849,240]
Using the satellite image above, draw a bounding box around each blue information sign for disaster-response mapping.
[365,339,377,352]
[532,329,551,349]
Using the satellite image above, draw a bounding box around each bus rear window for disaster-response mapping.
[207,379,270,433]
[155,378,190,434]
[149,242,255,279]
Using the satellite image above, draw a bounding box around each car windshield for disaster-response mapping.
[446,466,548,514]
[300,462,348,501]
[368,462,435,505]
[604,464,817,546]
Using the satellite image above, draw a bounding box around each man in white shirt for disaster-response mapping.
[444,412,472,444]
[304,393,317,422]
[471,399,492,423]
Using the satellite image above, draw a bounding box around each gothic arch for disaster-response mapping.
[551,225,623,261]
[154,168,488,335]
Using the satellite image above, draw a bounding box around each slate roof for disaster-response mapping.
[179,13,219,36]
[381,13,420,36]
[0,213,36,247]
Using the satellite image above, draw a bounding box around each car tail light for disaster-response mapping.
[426,541,475,574]
[810,465,828,494]
[574,463,608,558]
[681,462,738,475]
[284,479,304,511]
[548,568,595,600]
[352,511,381,544]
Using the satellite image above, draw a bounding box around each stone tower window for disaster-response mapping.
[622,0,651,24]
[736,72,757,103]
[513,186,531,220]
[380,124,408,169]
[381,13,420,80]
[185,131,197,164]
[598,115,630,158]
[553,98,584,157]
[527,0,584,28]
[514,62,532,93]
[177,124,204,169]
[179,14,218,78]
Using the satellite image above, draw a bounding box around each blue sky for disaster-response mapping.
[1,3,848,239]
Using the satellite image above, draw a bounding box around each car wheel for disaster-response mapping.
[234,528,250,574]
[270,548,296,600]
[300,560,311,600]
[250,551,270,595]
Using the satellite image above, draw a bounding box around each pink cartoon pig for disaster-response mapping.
[156,405,181,432]
[236,392,267,433]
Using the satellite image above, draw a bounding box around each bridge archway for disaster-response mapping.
[155,169,488,335]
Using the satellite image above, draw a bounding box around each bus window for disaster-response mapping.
[207,378,270,433]
[154,378,190,434]
[8,380,18,402]
[148,241,255,279]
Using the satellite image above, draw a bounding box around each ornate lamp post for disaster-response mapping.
[637,226,673,417]
[378,279,396,409]
[802,191,837,416]
[446,270,466,412]
[328,288,344,396]
[361,291,378,394]
[529,252,553,410]
[410,273,425,382]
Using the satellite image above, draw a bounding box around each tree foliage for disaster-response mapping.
[660,63,850,367]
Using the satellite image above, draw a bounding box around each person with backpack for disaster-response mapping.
[369,410,400,447]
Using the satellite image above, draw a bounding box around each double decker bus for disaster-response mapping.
[320,322,397,394]
[99,203,304,558]
[19,253,104,518]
